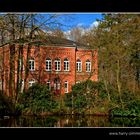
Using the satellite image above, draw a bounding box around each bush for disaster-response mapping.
[64,80,107,114]
[0,90,18,116]
[17,84,59,115]
[110,99,140,117]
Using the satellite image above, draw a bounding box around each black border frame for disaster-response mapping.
[0,0,140,137]
[0,0,139,12]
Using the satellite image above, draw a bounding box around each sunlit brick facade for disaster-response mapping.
[0,38,98,95]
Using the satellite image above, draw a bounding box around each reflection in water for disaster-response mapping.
[0,115,140,127]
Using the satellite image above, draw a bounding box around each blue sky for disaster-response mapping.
[62,13,103,31]
[42,13,103,31]
[68,13,103,27]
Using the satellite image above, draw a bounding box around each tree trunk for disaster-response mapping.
[116,59,123,108]
[1,31,4,95]
[16,45,24,100]
[104,78,110,101]
[38,45,41,83]
[23,44,31,92]
[9,44,15,98]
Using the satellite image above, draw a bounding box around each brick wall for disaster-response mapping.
[0,44,98,95]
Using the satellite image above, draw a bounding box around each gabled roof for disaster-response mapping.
[29,36,89,48]
[0,36,92,49]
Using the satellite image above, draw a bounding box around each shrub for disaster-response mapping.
[110,98,140,117]
[64,80,107,113]
[17,84,59,115]
[0,90,19,116]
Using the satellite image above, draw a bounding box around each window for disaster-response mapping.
[46,58,52,71]
[64,81,68,93]
[55,58,61,71]
[76,59,82,72]
[54,78,61,90]
[28,79,36,87]
[86,60,91,72]
[54,82,61,90]
[64,58,69,71]
[29,59,35,71]
[47,80,51,90]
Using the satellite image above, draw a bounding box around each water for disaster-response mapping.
[0,115,140,127]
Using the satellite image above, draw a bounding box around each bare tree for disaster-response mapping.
[0,13,71,101]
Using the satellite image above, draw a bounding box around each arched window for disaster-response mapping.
[86,59,91,72]
[54,78,61,95]
[64,81,68,93]
[29,59,35,71]
[76,59,82,72]
[55,58,61,71]
[47,80,51,90]
[28,79,36,87]
[64,58,69,71]
[46,58,52,71]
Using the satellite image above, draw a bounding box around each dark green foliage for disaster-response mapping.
[98,90,108,99]
[0,91,18,116]
[110,108,140,117]
[110,94,140,117]
[121,90,136,103]
[1,80,138,117]
[109,117,140,127]
[64,80,107,113]
[65,80,140,116]
[17,84,59,114]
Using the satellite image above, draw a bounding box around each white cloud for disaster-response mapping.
[90,21,99,28]
[77,23,84,27]
[64,20,100,40]
[64,30,71,40]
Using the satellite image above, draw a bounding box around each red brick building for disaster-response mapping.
[0,37,98,96]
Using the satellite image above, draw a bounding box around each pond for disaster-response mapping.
[0,115,140,127]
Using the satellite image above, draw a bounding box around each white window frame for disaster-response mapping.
[54,79,61,90]
[64,58,69,71]
[57,83,61,90]
[86,60,91,72]
[76,59,82,72]
[64,81,68,93]
[47,80,51,90]
[29,59,35,71]
[54,82,61,90]
[55,58,61,71]
[28,79,36,87]
[46,58,52,71]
